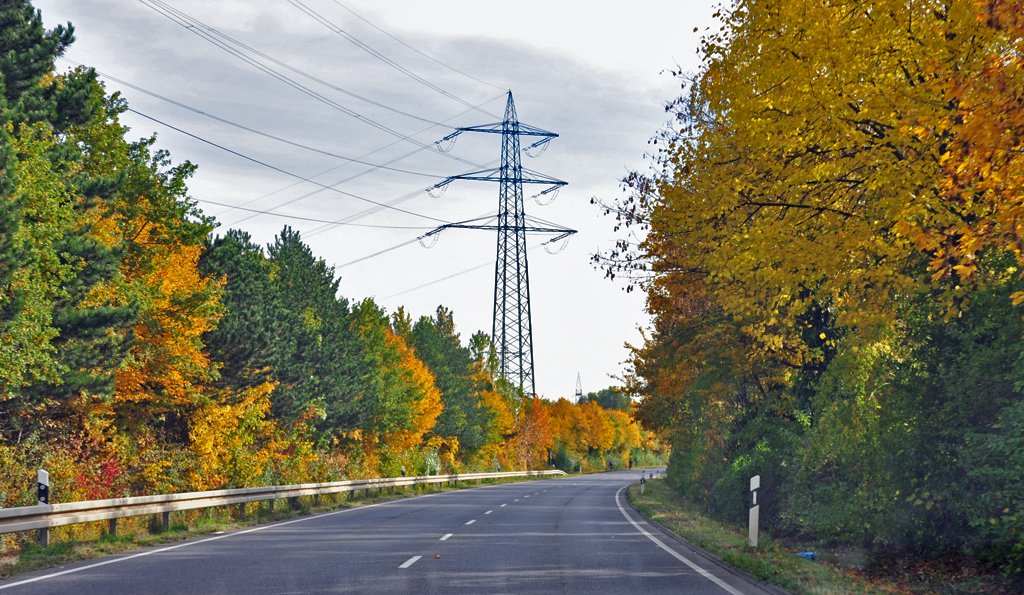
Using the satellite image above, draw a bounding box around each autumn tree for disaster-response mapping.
[407,306,498,457]
[602,0,1024,574]
[201,227,365,435]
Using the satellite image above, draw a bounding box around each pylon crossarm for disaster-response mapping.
[541,231,576,245]
[441,168,566,186]
[425,223,576,235]
[456,122,558,137]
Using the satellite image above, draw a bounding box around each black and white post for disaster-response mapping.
[37,469,50,547]
[748,474,760,548]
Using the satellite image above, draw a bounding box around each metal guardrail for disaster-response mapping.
[0,470,566,541]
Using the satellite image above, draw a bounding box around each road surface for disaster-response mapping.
[0,469,778,594]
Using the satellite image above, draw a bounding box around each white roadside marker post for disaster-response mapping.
[37,469,50,547]
[640,476,645,495]
[748,475,760,548]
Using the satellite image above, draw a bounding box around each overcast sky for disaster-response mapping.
[35,0,717,400]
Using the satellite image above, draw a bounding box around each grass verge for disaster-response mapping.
[628,479,1020,595]
[0,475,552,581]
[628,478,942,595]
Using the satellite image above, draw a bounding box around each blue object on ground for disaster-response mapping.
[796,552,817,561]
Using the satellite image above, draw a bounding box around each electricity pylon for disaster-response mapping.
[575,373,583,403]
[424,92,573,396]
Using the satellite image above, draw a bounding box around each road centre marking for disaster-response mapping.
[614,486,743,595]
[485,510,493,514]
[0,475,578,591]
[465,519,476,525]
[440,534,452,541]
[501,504,507,507]
[399,556,421,569]
[0,489,446,591]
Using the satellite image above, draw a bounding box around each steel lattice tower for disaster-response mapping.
[424,92,573,396]
[493,95,533,393]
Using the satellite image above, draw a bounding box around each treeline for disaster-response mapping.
[603,0,1024,576]
[0,0,662,512]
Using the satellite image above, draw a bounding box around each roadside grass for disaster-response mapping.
[0,475,553,581]
[627,478,896,595]
[626,478,1019,595]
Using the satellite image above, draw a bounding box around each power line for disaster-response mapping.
[195,198,433,229]
[299,161,499,239]
[336,211,494,267]
[59,58,446,180]
[384,259,495,299]
[127,108,450,224]
[337,236,424,268]
[216,95,504,226]
[382,240,565,300]
[288,0,499,117]
[327,0,505,92]
[138,0,484,168]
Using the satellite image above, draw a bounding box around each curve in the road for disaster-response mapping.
[0,470,776,595]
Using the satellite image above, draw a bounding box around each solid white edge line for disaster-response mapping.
[398,555,421,569]
[440,534,452,541]
[0,473,572,591]
[0,488,451,591]
[614,486,745,595]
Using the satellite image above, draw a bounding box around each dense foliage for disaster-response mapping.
[601,0,1024,576]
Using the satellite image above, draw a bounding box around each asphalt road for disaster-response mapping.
[0,470,776,594]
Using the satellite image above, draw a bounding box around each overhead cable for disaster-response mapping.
[288,0,499,118]
[138,0,484,167]
[196,198,433,229]
[383,242,560,300]
[219,96,504,226]
[336,211,494,267]
[327,0,505,92]
[58,58,444,180]
[299,162,498,239]
[128,108,450,223]
[140,0,444,127]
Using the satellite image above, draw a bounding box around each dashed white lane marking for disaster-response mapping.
[614,487,743,595]
[501,504,507,507]
[465,519,476,525]
[514,499,519,501]
[485,510,493,514]
[524,495,530,498]
[399,556,422,569]
[440,534,452,541]
[0,489,444,591]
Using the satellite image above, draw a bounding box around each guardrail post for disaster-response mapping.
[268,499,274,513]
[314,494,320,507]
[162,511,170,532]
[109,518,117,537]
[239,502,246,519]
[749,475,760,548]
[37,469,49,547]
